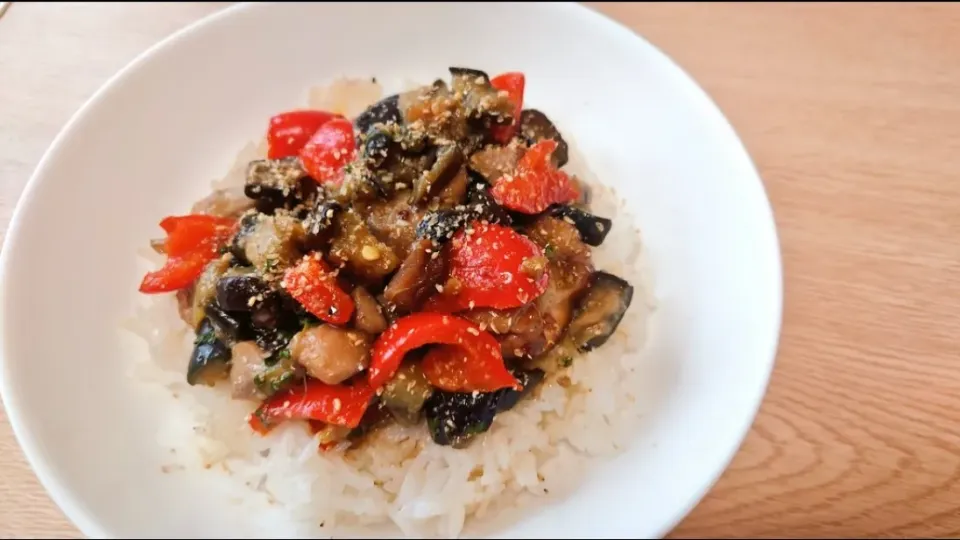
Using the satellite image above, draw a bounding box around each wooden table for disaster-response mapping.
[2,3,959,538]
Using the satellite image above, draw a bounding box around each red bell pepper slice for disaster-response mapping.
[282,254,354,325]
[248,379,376,434]
[139,251,212,294]
[421,345,520,393]
[139,214,237,294]
[489,72,525,144]
[299,117,356,185]
[424,222,549,312]
[489,140,579,214]
[267,110,343,160]
[159,215,237,258]
[368,313,519,390]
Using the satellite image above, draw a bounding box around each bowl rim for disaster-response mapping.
[0,2,783,538]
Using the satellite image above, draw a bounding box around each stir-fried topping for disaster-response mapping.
[137,68,633,450]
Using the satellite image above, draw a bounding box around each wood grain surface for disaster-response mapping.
[1,2,959,538]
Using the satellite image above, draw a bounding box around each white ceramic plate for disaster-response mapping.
[0,3,781,538]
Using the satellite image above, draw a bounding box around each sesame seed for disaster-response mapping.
[361,245,381,261]
[435,284,444,293]
[467,327,480,336]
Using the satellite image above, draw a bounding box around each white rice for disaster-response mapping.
[124,78,656,538]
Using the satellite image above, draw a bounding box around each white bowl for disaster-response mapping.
[0,3,781,538]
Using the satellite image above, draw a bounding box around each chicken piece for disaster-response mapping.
[468,142,525,183]
[364,194,424,260]
[351,286,388,334]
[229,341,269,400]
[524,215,595,348]
[290,326,372,385]
[536,259,592,348]
[462,303,547,359]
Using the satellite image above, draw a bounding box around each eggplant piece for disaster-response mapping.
[383,238,448,312]
[380,362,434,425]
[550,206,612,247]
[347,399,393,442]
[361,128,392,170]
[409,145,463,204]
[565,271,634,352]
[414,176,513,244]
[495,368,545,413]
[215,274,271,312]
[424,367,546,448]
[187,318,231,386]
[328,209,401,283]
[468,143,524,184]
[424,390,498,448]
[466,171,512,225]
[415,208,472,244]
[434,166,470,209]
[519,109,569,167]
[244,157,317,214]
[228,213,260,265]
[242,214,306,274]
[254,327,295,356]
[359,124,433,192]
[351,286,388,334]
[249,294,285,330]
[354,94,402,135]
[449,67,490,84]
[449,67,513,123]
[415,187,510,244]
[189,255,232,328]
[301,199,341,251]
[204,302,250,347]
[402,79,474,147]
